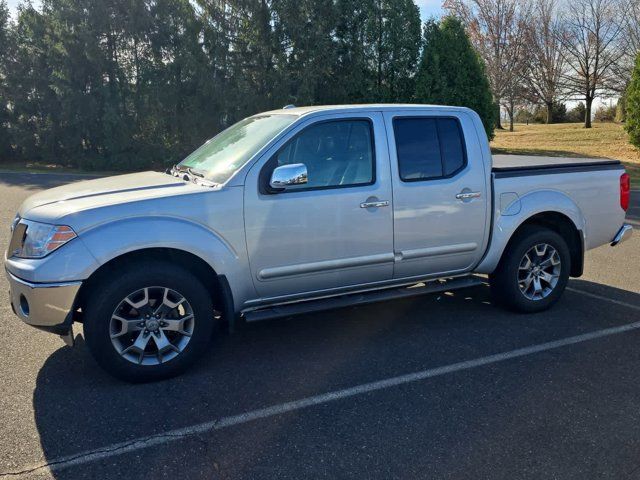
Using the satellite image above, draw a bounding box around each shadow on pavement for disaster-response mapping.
[30,279,640,479]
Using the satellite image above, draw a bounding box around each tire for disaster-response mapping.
[489,226,571,313]
[83,261,215,382]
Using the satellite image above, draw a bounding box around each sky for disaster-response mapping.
[417,0,445,20]
[7,0,445,21]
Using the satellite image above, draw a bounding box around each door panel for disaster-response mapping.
[244,112,394,299]
[384,111,489,279]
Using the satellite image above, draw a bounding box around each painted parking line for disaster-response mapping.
[2,291,639,478]
[568,287,640,311]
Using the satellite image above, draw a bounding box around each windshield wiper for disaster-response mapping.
[168,164,217,188]
[187,167,205,178]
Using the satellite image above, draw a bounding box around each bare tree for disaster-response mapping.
[612,0,640,90]
[502,75,529,131]
[624,0,640,54]
[523,0,566,123]
[558,0,625,128]
[444,0,530,130]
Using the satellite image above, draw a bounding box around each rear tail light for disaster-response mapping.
[620,173,630,212]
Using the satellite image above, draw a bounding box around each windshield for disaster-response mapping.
[178,114,297,183]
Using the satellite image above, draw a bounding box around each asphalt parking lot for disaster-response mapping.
[0,171,639,480]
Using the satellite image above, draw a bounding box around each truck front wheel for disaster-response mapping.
[83,261,216,382]
[489,226,571,313]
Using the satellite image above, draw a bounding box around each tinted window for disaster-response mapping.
[394,117,466,181]
[437,118,466,176]
[394,118,442,180]
[272,120,374,189]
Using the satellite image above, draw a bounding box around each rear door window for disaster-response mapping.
[393,117,467,182]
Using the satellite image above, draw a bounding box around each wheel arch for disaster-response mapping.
[501,212,584,277]
[476,196,585,278]
[74,247,235,326]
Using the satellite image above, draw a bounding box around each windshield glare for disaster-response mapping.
[179,114,297,183]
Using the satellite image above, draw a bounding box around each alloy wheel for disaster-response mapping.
[517,243,562,301]
[109,286,195,365]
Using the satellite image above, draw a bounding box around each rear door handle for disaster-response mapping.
[455,191,481,200]
[360,200,390,208]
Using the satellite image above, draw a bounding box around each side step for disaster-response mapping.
[243,275,485,323]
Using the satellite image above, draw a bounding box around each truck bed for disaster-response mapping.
[492,154,621,177]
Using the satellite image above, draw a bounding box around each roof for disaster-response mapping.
[262,104,473,116]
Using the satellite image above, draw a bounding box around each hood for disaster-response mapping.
[18,171,208,225]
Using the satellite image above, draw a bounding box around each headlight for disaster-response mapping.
[11,220,77,258]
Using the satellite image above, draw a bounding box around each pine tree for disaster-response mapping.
[271,0,339,106]
[625,52,640,148]
[368,0,421,102]
[0,0,13,161]
[334,0,375,102]
[2,0,481,171]
[415,16,495,139]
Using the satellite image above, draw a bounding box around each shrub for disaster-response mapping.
[532,102,567,123]
[616,94,626,123]
[625,52,640,147]
[566,102,586,123]
[594,104,617,122]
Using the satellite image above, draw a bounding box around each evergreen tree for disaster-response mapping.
[0,0,13,160]
[333,0,421,103]
[415,16,495,139]
[271,0,339,106]
[7,4,62,164]
[368,0,421,102]
[226,0,284,118]
[0,0,452,170]
[626,52,640,148]
[334,0,376,102]
[567,102,587,123]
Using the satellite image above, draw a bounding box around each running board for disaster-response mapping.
[244,275,485,323]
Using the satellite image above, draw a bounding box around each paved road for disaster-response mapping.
[0,172,638,479]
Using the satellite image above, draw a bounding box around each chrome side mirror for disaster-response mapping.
[270,163,308,190]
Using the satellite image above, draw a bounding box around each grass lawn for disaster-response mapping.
[491,122,640,184]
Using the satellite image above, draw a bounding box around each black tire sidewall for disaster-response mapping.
[83,262,215,382]
[491,227,571,313]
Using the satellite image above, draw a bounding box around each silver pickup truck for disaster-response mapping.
[5,104,633,382]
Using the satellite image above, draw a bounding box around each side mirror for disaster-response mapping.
[270,163,308,190]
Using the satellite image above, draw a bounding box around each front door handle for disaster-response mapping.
[455,191,481,200]
[360,200,390,209]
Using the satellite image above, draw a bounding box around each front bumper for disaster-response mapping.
[611,224,633,247]
[6,269,81,334]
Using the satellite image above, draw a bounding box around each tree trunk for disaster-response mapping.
[508,99,515,132]
[495,100,504,129]
[545,101,553,124]
[585,97,593,128]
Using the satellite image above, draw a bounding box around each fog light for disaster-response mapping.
[19,294,29,317]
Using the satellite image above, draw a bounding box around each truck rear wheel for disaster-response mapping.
[489,226,571,313]
[83,261,215,382]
